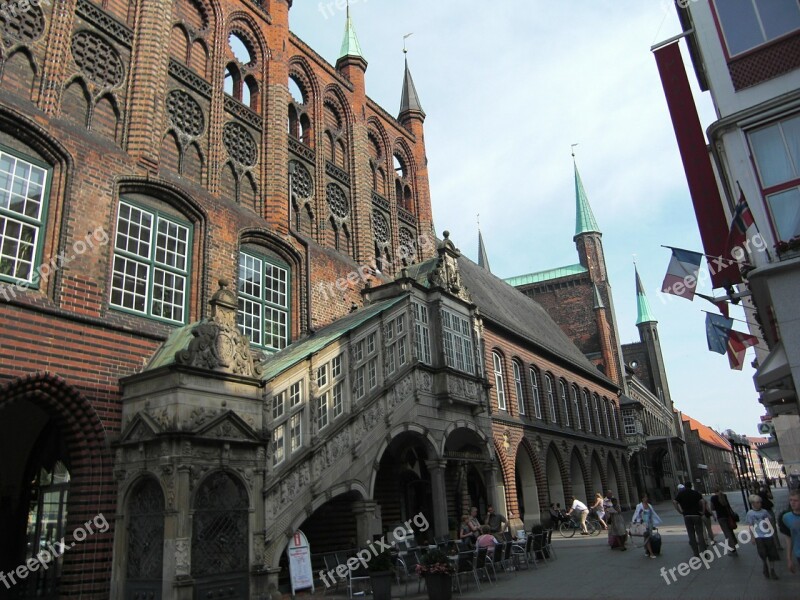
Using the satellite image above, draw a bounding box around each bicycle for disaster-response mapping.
[558,514,597,538]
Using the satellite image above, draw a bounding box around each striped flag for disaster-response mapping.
[727,330,759,370]
[726,186,755,261]
[705,313,733,355]
[662,247,704,300]
[696,292,730,318]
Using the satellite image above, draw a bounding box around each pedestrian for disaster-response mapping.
[710,488,738,555]
[467,506,481,539]
[746,494,780,580]
[780,489,800,575]
[758,483,781,549]
[604,490,627,551]
[566,496,590,535]
[701,496,716,544]
[673,481,707,557]
[632,493,662,558]
[459,514,475,546]
[484,504,507,534]
[548,503,566,527]
[590,492,607,529]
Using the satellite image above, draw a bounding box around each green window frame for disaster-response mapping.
[110,199,192,324]
[0,145,52,288]
[238,250,290,351]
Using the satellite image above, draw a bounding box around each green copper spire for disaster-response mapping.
[635,267,657,325]
[574,161,600,237]
[339,4,365,60]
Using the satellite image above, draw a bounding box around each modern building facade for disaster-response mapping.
[658,0,800,484]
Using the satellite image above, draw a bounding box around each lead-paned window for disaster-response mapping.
[559,380,570,427]
[111,201,190,323]
[442,308,474,374]
[493,352,506,411]
[545,374,557,423]
[413,301,431,364]
[238,251,290,350]
[512,361,525,415]
[272,391,285,420]
[0,148,50,286]
[290,413,302,453]
[273,424,285,465]
[530,367,542,419]
[623,410,636,436]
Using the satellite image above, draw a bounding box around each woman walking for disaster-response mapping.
[590,492,607,530]
[710,488,738,554]
[632,493,662,558]
[604,490,627,551]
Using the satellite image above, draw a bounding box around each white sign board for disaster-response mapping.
[288,530,314,597]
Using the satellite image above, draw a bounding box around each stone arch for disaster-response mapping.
[0,372,113,597]
[589,450,606,499]
[569,446,590,503]
[323,84,354,132]
[169,23,191,63]
[288,55,319,106]
[544,442,567,508]
[440,420,493,461]
[371,423,440,496]
[91,93,121,144]
[606,453,627,507]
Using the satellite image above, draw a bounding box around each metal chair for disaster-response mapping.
[453,551,479,595]
[531,530,549,563]
[473,546,493,584]
[487,542,505,579]
[502,539,517,574]
[322,553,341,594]
[396,549,424,596]
[347,559,370,599]
[544,528,557,560]
[511,535,536,570]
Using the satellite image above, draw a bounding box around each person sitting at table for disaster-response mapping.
[476,525,499,556]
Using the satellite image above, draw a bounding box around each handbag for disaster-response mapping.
[630,522,648,537]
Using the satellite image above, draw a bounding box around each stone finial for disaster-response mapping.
[428,229,471,303]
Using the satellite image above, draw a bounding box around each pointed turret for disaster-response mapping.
[635,267,656,325]
[399,56,425,121]
[478,229,491,272]
[574,162,600,237]
[336,4,367,80]
[338,4,365,62]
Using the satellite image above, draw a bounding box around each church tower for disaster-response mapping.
[574,161,606,282]
[633,267,674,410]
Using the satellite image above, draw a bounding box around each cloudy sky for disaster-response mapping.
[289,0,763,437]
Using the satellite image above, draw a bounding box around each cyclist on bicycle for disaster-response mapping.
[566,496,590,535]
[549,503,568,526]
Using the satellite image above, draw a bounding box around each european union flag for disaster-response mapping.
[706,313,733,354]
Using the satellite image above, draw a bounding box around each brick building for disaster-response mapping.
[0,2,639,599]
[681,413,736,493]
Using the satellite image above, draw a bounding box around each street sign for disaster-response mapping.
[757,422,774,435]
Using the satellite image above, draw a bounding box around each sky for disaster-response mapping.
[289,0,764,437]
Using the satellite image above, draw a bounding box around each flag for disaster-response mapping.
[696,292,730,318]
[705,312,733,354]
[727,330,759,370]
[725,186,755,261]
[662,247,704,299]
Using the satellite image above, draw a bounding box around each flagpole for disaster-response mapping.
[660,245,752,268]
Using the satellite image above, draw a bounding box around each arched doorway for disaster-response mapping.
[443,427,491,528]
[545,445,565,509]
[570,450,587,503]
[192,471,249,600]
[590,453,604,499]
[514,446,540,528]
[125,478,165,599]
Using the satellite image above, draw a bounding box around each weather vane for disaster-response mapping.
[477,213,480,229]
[403,33,414,54]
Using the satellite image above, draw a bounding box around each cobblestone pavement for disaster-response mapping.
[293,488,798,600]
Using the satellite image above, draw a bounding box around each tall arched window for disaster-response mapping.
[602,397,612,438]
[571,384,582,430]
[512,360,525,416]
[582,389,592,432]
[593,393,603,435]
[559,380,570,427]
[493,352,506,411]
[610,402,619,439]
[545,374,556,423]
[530,367,542,419]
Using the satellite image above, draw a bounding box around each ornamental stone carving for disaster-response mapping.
[175,538,190,576]
[415,370,432,392]
[427,231,471,303]
[175,279,256,377]
[71,31,125,88]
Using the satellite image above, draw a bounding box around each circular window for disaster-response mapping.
[222,122,258,167]
[71,31,125,88]
[326,183,349,219]
[166,90,205,137]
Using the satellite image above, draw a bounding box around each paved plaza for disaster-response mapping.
[300,488,798,600]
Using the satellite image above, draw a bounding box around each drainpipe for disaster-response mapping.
[288,162,313,335]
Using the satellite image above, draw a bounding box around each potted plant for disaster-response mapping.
[368,548,395,600]
[415,549,455,600]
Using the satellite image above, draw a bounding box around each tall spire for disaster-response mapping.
[339,2,365,61]
[635,266,656,325]
[399,54,425,118]
[477,220,491,272]
[574,160,600,237]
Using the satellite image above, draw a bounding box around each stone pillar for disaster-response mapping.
[173,464,193,600]
[352,500,382,546]
[483,465,501,509]
[425,460,449,539]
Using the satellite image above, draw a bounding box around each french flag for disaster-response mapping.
[661,247,704,300]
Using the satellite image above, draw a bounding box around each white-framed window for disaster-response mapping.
[713,0,800,57]
[367,332,376,354]
[493,352,506,411]
[513,361,525,415]
[749,113,800,242]
[238,251,290,350]
[412,301,431,364]
[571,384,582,430]
[593,393,603,435]
[559,380,570,427]
[545,374,557,423]
[386,314,408,376]
[530,367,542,419]
[111,200,190,323]
[332,381,344,418]
[442,308,474,374]
[272,390,285,420]
[289,381,302,407]
[0,147,50,286]
[290,413,302,453]
[583,389,592,433]
[353,366,365,400]
[353,330,379,401]
[611,403,619,439]
[368,357,377,389]
[623,410,637,436]
[316,353,344,430]
[316,392,329,430]
[317,363,328,388]
[273,423,285,466]
[603,398,611,438]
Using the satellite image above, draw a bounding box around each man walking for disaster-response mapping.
[674,481,707,557]
[567,496,591,535]
[781,489,800,575]
[484,504,507,534]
